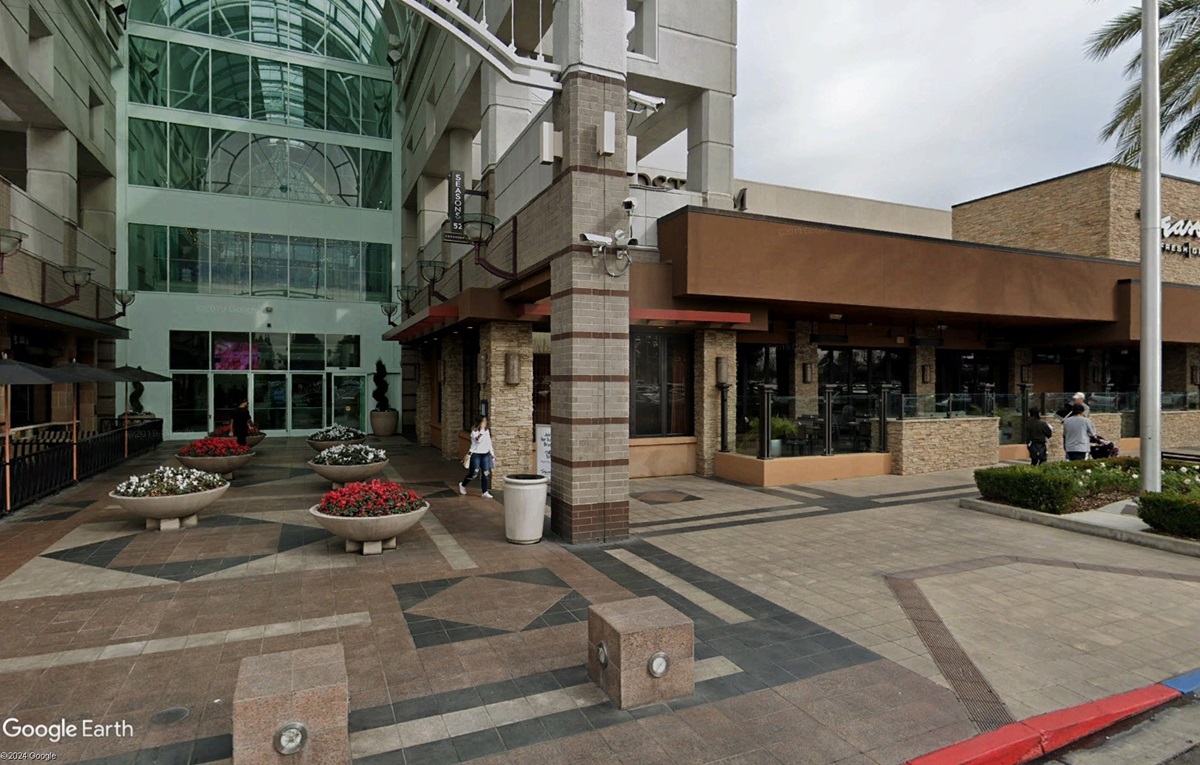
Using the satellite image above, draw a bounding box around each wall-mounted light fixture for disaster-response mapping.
[1191,365,1199,386]
[477,353,488,385]
[43,267,94,308]
[921,365,931,385]
[716,356,729,386]
[505,351,520,385]
[396,284,420,317]
[418,258,447,284]
[801,362,813,384]
[98,289,136,322]
[1020,365,1033,384]
[0,228,26,273]
[715,356,732,453]
[380,302,399,327]
[1091,367,1102,384]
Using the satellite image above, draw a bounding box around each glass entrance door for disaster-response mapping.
[291,374,325,432]
[329,374,363,430]
[212,373,250,433]
[253,374,288,432]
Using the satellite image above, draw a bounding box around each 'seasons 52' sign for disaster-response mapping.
[1162,216,1200,256]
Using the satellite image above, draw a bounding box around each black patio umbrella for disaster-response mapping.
[52,361,134,479]
[112,366,171,458]
[0,359,75,513]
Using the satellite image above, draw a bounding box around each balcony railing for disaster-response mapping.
[1,419,163,515]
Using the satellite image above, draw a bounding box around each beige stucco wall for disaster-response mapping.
[890,417,999,475]
[1162,410,1200,449]
[735,181,952,239]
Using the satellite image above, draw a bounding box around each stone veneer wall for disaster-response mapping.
[1162,411,1200,449]
[440,335,464,460]
[415,346,433,447]
[480,322,533,484]
[694,330,736,477]
[890,417,999,475]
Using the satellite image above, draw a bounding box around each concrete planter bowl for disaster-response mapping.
[308,501,428,555]
[109,483,229,531]
[176,452,256,479]
[245,433,266,447]
[306,437,367,452]
[306,459,390,488]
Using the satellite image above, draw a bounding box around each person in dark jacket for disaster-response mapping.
[230,400,253,446]
[1023,407,1052,466]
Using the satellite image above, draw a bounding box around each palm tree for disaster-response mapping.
[1088,0,1200,164]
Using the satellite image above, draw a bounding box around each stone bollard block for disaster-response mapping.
[233,644,349,765]
[587,596,694,710]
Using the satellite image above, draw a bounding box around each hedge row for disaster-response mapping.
[1137,493,1200,539]
[974,466,1077,515]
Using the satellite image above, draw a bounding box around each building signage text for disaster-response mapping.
[1161,215,1200,256]
[448,171,465,234]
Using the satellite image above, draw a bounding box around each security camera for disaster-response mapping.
[580,233,613,246]
[628,90,666,113]
[622,197,637,211]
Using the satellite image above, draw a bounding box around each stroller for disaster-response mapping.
[1089,434,1119,459]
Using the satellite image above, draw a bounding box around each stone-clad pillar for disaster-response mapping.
[695,331,735,476]
[792,335,819,410]
[416,345,433,446]
[480,322,533,484]
[911,346,936,396]
[440,335,463,460]
[687,91,734,209]
[27,128,78,223]
[548,0,632,544]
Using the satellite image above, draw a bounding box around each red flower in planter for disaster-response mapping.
[318,480,424,518]
[179,437,252,458]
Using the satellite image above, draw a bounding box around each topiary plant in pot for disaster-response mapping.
[369,358,399,437]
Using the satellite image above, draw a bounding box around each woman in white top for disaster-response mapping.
[459,415,496,498]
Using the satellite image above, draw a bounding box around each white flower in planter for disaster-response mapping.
[312,444,388,466]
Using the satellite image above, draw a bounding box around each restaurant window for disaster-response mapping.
[736,344,794,433]
[818,348,909,393]
[935,350,1009,395]
[631,333,693,437]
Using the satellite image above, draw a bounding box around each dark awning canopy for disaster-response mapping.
[0,292,129,339]
[0,359,76,385]
[112,365,171,382]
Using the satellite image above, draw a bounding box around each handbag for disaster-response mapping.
[462,453,471,469]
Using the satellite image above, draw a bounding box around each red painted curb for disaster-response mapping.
[905,723,1042,765]
[1023,684,1181,753]
[906,683,1182,765]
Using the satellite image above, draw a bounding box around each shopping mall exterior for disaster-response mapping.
[4,0,1200,539]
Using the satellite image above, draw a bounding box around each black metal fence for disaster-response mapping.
[1,419,164,515]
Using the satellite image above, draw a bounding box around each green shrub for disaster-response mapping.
[1137,492,1200,538]
[974,466,1078,515]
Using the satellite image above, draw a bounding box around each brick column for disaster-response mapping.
[1009,347,1032,395]
[415,346,433,446]
[480,322,533,484]
[792,335,819,408]
[440,336,463,460]
[911,345,936,395]
[695,330,735,476]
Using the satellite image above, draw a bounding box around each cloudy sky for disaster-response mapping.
[652,1,1197,210]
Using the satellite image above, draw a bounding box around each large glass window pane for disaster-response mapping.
[211,0,250,39]
[253,333,288,370]
[169,123,210,191]
[361,78,391,138]
[326,240,361,300]
[128,37,167,106]
[213,373,249,427]
[325,71,360,134]
[326,335,360,368]
[253,374,288,429]
[249,135,290,199]
[208,130,251,196]
[249,0,289,48]
[251,233,289,295]
[172,0,210,33]
[168,43,209,112]
[289,140,329,204]
[169,227,208,293]
[250,58,289,123]
[213,332,252,370]
[361,0,387,65]
[290,333,325,370]
[291,374,324,428]
[209,229,250,295]
[363,242,389,302]
[130,0,168,25]
[128,118,167,187]
[326,143,359,206]
[170,331,210,370]
[171,374,209,432]
[326,0,362,61]
[211,50,250,118]
[128,223,168,291]
[289,236,323,298]
[332,374,364,428]
[296,63,325,129]
[632,335,662,436]
[666,335,692,435]
[293,0,327,55]
[360,149,390,209]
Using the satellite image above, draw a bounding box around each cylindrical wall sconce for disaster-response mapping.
[921,365,931,384]
[801,362,813,384]
[715,356,729,386]
[1191,365,1200,386]
[1020,365,1032,384]
[477,353,488,384]
[505,351,520,385]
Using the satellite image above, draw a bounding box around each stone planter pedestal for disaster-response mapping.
[176,452,256,479]
[308,502,428,555]
[306,459,389,488]
[306,437,367,452]
[109,483,229,531]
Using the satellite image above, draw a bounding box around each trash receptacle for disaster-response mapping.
[502,474,549,544]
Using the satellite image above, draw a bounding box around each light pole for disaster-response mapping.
[1140,0,1163,492]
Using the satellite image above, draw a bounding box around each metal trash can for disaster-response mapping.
[502,474,549,544]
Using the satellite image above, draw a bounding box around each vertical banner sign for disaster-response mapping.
[449,171,465,235]
[536,424,551,476]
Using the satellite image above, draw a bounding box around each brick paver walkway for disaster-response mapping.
[0,438,1196,764]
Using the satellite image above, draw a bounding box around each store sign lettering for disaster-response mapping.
[448,171,465,234]
[1161,216,1200,257]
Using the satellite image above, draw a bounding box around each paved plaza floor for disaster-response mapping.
[0,438,1198,764]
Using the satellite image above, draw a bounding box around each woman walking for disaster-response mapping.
[1023,407,1052,466]
[459,415,496,498]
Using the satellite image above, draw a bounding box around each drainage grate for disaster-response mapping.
[150,707,190,725]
